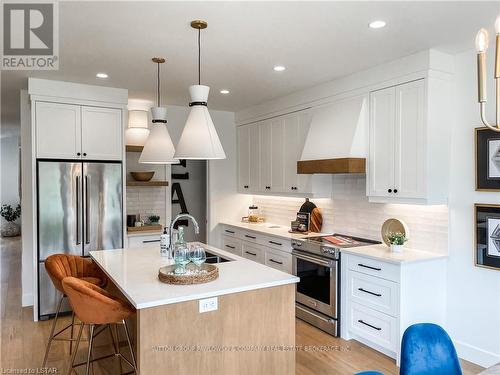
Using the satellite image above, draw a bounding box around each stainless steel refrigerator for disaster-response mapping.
[37,161,123,320]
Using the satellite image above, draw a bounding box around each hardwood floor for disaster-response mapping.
[1,237,484,374]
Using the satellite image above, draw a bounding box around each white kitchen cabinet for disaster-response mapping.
[260,118,285,193]
[81,106,122,160]
[36,102,81,159]
[127,233,161,247]
[35,102,123,160]
[341,251,447,364]
[248,124,261,191]
[237,125,250,192]
[368,78,450,204]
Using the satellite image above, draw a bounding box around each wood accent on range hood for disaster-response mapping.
[297,158,366,174]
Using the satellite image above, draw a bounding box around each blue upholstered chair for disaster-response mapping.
[400,323,462,375]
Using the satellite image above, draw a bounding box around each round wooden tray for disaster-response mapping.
[158,263,219,285]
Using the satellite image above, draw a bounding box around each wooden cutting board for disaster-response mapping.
[310,207,323,233]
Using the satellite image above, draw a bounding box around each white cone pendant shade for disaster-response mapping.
[139,122,178,164]
[174,85,226,160]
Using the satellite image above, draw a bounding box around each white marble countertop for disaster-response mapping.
[220,221,328,240]
[90,242,299,309]
[342,244,448,264]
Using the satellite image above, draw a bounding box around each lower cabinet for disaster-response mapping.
[341,251,447,364]
[221,226,292,274]
[128,233,161,248]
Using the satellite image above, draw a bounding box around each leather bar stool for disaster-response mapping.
[43,254,108,367]
[62,276,137,375]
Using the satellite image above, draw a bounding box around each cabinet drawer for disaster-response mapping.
[242,243,265,264]
[347,254,400,282]
[222,226,241,238]
[241,231,260,243]
[265,248,292,273]
[348,270,399,317]
[128,234,161,248]
[262,236,291,253]
[221,235,242,256]
[349,302,398,351]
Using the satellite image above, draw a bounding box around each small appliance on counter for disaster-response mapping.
[292,234,380,336]
[290,198,323,233]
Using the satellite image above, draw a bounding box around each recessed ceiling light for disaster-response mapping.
[220,89,230,94]
[368,20,386,29]
[96,72,108,79]
[273,65,286,72]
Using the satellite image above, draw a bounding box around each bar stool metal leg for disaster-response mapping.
[66,323,84,375]
[122,319,137,372]
[42,294,64,367]
[69,311,75,355]
[85,324,95,375]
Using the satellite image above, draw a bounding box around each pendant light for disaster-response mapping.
[139,57,178,164]
[174,20,226,160]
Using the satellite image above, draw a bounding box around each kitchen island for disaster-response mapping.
[90,242,299,375]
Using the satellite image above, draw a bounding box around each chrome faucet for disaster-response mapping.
[168,214,200,257]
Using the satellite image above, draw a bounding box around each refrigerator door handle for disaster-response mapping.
[85,175,90,245]
[76,175,81,245]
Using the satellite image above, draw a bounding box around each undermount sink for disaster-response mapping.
[267,225,282,229]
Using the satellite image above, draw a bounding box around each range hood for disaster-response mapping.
[298,95,367,174]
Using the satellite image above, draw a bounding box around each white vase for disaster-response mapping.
[390,244,404,253]
[1,222,20,237]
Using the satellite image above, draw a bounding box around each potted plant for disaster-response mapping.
[148,215,160,225]
[387,232,408,253]
[0,203,21,237]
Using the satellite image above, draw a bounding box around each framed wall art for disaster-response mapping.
[475,127,500,191]
[475,204,500,270]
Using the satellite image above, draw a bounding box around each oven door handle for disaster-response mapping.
[293,251,333,267]
[296,304,336,325]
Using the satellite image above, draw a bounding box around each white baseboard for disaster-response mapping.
[455,340,500,368]
[22,293,33,307]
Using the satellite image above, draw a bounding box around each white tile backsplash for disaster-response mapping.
[126,187,167,225]
[253,175,448,254]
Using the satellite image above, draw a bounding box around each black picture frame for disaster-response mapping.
[475,127,500,191]
[475,204,500,270]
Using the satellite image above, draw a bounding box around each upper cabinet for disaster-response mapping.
[237,111,330,197]
[35,102,123,160]
[368,78,450,204]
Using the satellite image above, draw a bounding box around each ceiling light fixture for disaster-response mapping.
[475,15,500,131]
[125,108,150,146]
[96,73,108,78]
[139,57,178,164]
[273,65,286,72]
[368,20,386,29]
[220,89,230,94]
[174,20,226,160]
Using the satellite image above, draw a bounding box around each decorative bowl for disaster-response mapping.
[130,171,154,181]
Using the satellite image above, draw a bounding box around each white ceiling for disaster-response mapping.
[2,1,499,131]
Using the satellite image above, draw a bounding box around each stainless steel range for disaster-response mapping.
[292,234,380,336]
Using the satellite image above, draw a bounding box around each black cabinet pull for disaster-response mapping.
[358,263,382,271]
[269,258,283,265]
[358,288,382,297]
[358,320,381,331]
[83,152,87,156]
[225,229,235,234]
[265,186,270,190]
[245,251,257,256]
[269,240,282,246]
[77,152,81,156]
[142,239,160,243]
[394,189,398,193]
[388,189,392,193]
[245,235,256,239]
[225,245,236,249]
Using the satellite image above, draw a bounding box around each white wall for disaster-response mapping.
[446,49,500,367]
[0,134,20,212]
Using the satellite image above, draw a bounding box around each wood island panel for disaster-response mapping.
[136,284,295,375]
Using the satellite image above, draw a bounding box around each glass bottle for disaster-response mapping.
[173,226,189,274]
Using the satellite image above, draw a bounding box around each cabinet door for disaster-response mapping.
[260,121,272,192]
[369,87,395,197]
[270,118,285,192]
[35,102,81,159]
[394,80,425,198]
[248,124,261,191]
[81,106,122,160]
[296,112,312,193]
[237,125,250,192]
[283,116,299,192]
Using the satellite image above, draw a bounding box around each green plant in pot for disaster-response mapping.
[0,203,21,237]
[148,215,160,225]
[387,232,408,253]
